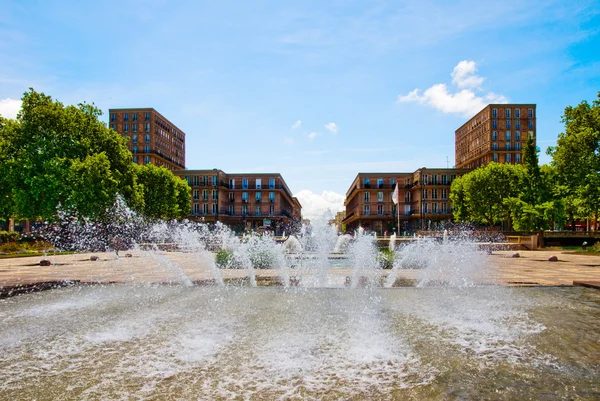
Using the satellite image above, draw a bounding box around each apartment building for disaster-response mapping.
[342,168,470,235]
[173,169,302,234]
[109,108,186,170]
[455,104,536,169]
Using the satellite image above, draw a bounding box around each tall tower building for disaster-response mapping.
[108,108,186,170]
[455,104,536,169]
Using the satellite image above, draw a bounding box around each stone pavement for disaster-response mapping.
[0,249,599,289]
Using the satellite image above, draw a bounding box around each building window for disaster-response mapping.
[492,108,497,118]
[422,189,428,200]
[405,178,411,186]
[432,175,438,185]
[212,204,217,215]
[364,192,370,202]
[528,120,534,129]
[515,109,520,118]
[133,155,138,163]
[515,120,520,130]
[515,131,521,141]
[269,178,275,189]
[505,109,511,118]
[529,131,534,139]
[442,188,447,199]
[193,176,199,186]
[123,113,129,121]
[364,205,370,215]
[132,135,138,144]
[422,203,428,214]
[202,190,208,201]
[405,192,410,203]
[145,134,150,143]
[269,205,275,215]
[145,112,151,121]
[212,176,217,186]
[492,120,497,129]
[364,178,370,188]
[492,142,498,150]
[506,143,511,151]
[378,178,384,188]
[229,178,235,189]
[212,189,218,201]
[242,178,248,189]
[441,175,447,185]
[378,192,383,202]
[229,205,234,215]
[528,108,534,118]
[505,131,511,141]
[110,124,116,131]
[144,156,150,164]
[256,178,262,189]
[492,131,497,141]
[202,204,208,215]
[110,113,116,122]
[493,153,498,162]
[442,203,447,213]
[506,154,511,163]
[145,123,150,132]
[256,206,261,216]
[516,154,521,163]
[229,192,234,202]
[269,192,275,202]
[132,113,138,121]
[123,123,128,132]
[515,142,521,151]
[242,205,248,216]
[377,204,384,215]
[133,124,138,133]
[193,204,200,214]
[505,120,511,129]
[391,178,395,187]
[423,175,429,185]
[432,203,438,214]
[256,192,262,201]
[193,190,199,201]
[242,192,248,202]
[132,146,138,154]
[432,189,438,199]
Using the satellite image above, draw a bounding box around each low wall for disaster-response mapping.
[506,235,538,250]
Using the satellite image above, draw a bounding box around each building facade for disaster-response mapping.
[108,108,186,170]
[455,104,536,169]
[342,169,470,235]
[173,169,302,234]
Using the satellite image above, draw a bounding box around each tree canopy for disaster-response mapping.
[0,89,190,222]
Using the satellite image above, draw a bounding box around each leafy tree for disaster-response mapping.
[548,92,600,229]
[0,89,143,220]
[135,164,190,219]
[450,162,524,226]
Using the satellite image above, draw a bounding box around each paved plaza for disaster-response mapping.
[1,249,599,291]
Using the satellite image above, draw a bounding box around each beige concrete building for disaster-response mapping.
[455,104,536,169]
[109,108,186,170]
[173,169,301,234]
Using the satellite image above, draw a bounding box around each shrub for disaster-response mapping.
[377,249,395,269]
[215,249,234,268]
[0,231,20,243]
[0,242,22,253]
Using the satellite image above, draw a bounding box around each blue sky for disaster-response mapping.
[1,0,599,218]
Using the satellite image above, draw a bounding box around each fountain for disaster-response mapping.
[0,208,599,400]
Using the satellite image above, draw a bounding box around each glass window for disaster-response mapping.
[515,131,521,141]
[212,189,218,200]
[364,192,370,202]
[505,109,511,118]
[442,175,447,185]
[515,109,520,118]
[492,131,497,140]
[269,178,275,189]
[256,178,262,189]
[212,176,217,186]
[269,192,275,202]
[229,205,234,215]
[506,143,511,150]
[229,192,234,202]
[132,135,138,143]
[516,142,521,151]
[145,112,151,121]
[123,123,128,132]
[506,154,511,162]
[229,179,235,189]
[202,204,208,214]
[492,108,497,118]
[364,178,370,187]
[256,192,262,201]
[422,189,428,199]
[377,204,383,215]
[528,108,534,118]
[515,120,520,129]
[404,192,410,202]
[193,204,200,214]
[132,113,138,121]
[505,120,511,129]
[516,154,521,162]
[193,190,199,201]
[432,189,438,199]
[145,134,150,143]
[202,190,208,201]
[145,123,150,132]
[144,156,149,164]
[269,205,275,215]
[528,120,534,129]
[212,204,217,215]
[493,153,498,162]
[110,113,116,122]
[132,124,138,133]
[377,178,384,188]
[505,131,511,141]
[132,146,138,154]
[363,205,370,215]
[492,120,497,129]
[242,205,248,216]
[133,155,138,163]
[422,203,428,214]
[256,206,261,216]
[242,179,248,189]
[442,189,447,199]
[423,175,428,185]
[492,142,498,150]
[432,203,438,214]
[123,113,129,121]
[242,192,248,201]
[378,192,383,202]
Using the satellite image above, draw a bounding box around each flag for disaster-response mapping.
[392,182,399,205]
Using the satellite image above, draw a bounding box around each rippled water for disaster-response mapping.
[1,285,599,400]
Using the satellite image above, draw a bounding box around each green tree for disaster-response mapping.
[135,164,190,219]
[450,162,524,226]
[548,92,600,229]
[0,89,143,220]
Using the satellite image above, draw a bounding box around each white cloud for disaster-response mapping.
[0,98,22,119]
[294,189,345,221]
[291,120,302,130]
[324,122,338,135]
[451,60,484,89]
[308,131,319,141]
[397,60,508,117]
